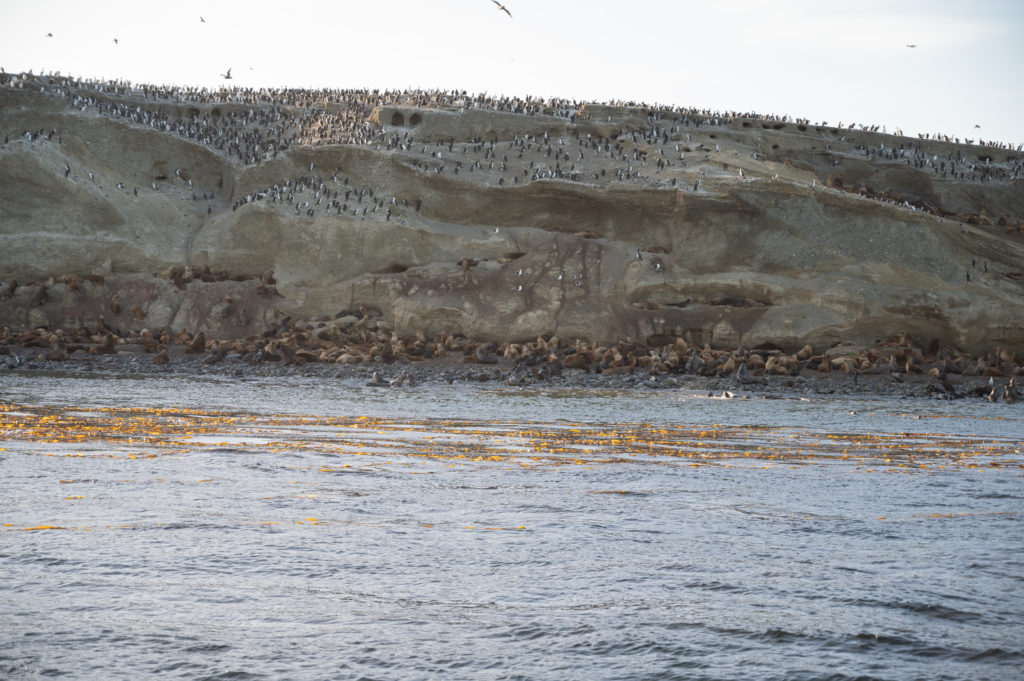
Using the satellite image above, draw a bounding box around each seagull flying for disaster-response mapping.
[221,68,232,80]
[113,38,119,44]
[491,0,512,17]
[906,43,916,48]
[200,16,206,23]
[46,32,53,38]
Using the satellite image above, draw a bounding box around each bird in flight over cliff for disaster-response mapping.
[221,68,232,80]
[491,0,512,17]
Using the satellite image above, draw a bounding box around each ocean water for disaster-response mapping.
[1,373,1022,681]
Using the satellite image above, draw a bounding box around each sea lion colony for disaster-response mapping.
[2,305,1023,402]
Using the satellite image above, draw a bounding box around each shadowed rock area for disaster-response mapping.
[2,72,1023,356]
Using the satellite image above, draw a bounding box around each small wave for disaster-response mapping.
[851,632,954,658]
[683,580,749,593]
[966,648,1024,662]
[841,597,982,623]
[196,672,266,681]
[833,565,877,574]
[183,643,233,653]
[154,660,206,674]
[159,522,238,531]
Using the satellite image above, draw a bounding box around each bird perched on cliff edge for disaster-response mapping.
[491,0,512,17]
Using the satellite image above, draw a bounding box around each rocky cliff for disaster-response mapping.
[2,73,1023,354]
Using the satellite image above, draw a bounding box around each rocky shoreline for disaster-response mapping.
[3,329,1020,403]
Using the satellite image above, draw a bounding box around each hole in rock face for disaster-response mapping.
[504,252,527,261]
[709,134,717,139]
[187,108,200,119]
[797,124,807,132]
[771,144,779,150]
[391,112,405,126]
[409,113,422,126]
[772,123,785,130]
[646,334,675,347]
[742,121,751,128]
[377,263,409,274]
[211,108,221,118]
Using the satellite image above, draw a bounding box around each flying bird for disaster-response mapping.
[906,43,916,48]
[491,0,512,17]
[220,68,232,80]
[200,16,206,23]
[46,32,53,38]
[113,38,119,44]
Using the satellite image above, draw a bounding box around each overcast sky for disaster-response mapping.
[2,0,1021,145]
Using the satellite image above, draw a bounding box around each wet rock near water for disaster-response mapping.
[3,323,1021,402]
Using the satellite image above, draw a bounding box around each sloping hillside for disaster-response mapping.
[2,73,1022,354]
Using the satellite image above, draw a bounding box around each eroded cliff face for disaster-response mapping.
[2,76,1022,353]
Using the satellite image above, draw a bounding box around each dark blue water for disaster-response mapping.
[2,375,1022,680]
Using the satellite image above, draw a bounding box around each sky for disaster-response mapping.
[2,0,1021,145]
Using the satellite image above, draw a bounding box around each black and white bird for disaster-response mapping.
[491,0,512,17]
[220,68,232,80]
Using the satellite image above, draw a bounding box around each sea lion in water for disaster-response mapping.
[366,371,389,387]
[986,377,999,402]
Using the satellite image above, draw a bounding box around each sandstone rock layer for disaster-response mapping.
[2,76,1022,353]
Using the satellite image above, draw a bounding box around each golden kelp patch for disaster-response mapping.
[0,403,1021,472]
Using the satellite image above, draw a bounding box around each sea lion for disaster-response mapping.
[366,371,389,387]
[474,342,499,364]
[735,362,759,385]
[184,331,206,355]
[88,333,116,355]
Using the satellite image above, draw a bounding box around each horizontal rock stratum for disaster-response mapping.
[2,73,1023,354]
